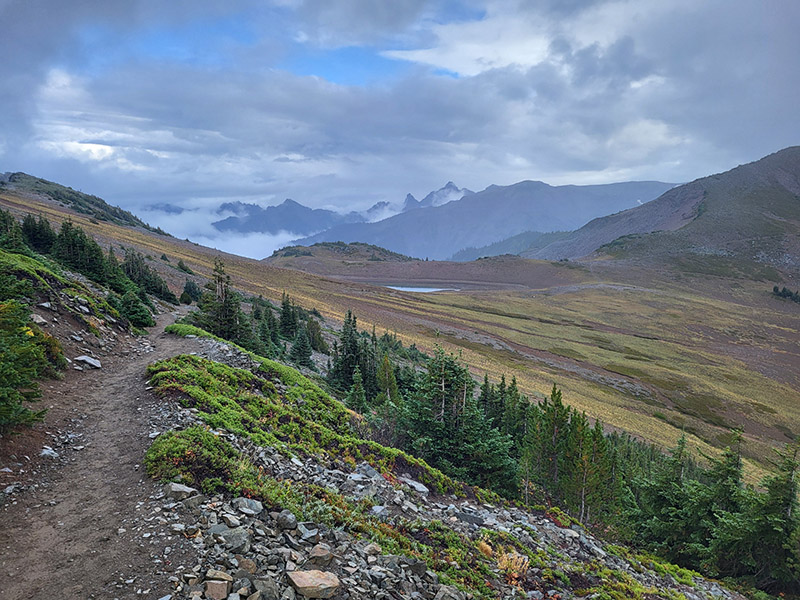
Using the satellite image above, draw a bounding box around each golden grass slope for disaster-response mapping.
[3,189,799,478]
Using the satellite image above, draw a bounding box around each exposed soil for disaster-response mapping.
[0,306,196,600]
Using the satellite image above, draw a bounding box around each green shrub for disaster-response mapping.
[0,300,53,429]
[144,426,238,494]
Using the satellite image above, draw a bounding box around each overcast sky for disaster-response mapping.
[1,0,798,256]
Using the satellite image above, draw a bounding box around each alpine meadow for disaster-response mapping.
[1,3,799,600]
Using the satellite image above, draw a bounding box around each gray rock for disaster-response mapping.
[221,526,251,553]
[164,482,198,500]
[399,476,429,495]
[433,585,465,600]
[456,511,484,526]
[30,314,47,325]
[74,355,101,369]
[277,509,297,530]
[40,446,59,459]
[233,496,264,516]
[253,577,281,600]
[356,462,382,480]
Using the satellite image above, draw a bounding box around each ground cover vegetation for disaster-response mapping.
[170,268,800,597]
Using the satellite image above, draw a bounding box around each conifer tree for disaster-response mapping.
[346,366,367,413]
[265,307,281,346]
[279,292,299,338]
[120,289,154,327]
[289,327,314,369]
[375,353,400,405]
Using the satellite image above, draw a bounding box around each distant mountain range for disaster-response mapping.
[401,181,473,211]
[295,180,674,259]
[212,199,365,236]
[515,146,800,272]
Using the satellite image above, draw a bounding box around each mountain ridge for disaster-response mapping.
[295,180,674,259]
[522,146,800,268]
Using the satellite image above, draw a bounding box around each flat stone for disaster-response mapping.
[74,355,101,369]
[286,570,340,599]
[456,511,484,526]
[233,496,264,516]
[222,513,241,527]
[40,446,59,459]
[205,579,231,600]
[164,482,198,500]
[399,476,429,495]
[207,569,233,581]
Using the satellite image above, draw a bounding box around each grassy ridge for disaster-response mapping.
[155,323,495,499]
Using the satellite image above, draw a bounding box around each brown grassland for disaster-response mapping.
[4,188,800,480]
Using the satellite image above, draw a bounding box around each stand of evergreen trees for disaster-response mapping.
[773,285,800,304]
[322,306,800,595]
[184,261,329,370]
[0,208,176,328]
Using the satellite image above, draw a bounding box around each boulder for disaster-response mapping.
[277,509,297,530]
[74,355,101,369]
[164,482,198,500]
[286,570,340,599]
[233,496,264,516]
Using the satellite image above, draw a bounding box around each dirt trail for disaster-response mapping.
[0,308,194,600]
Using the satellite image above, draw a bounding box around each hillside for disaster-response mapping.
[2,181,800,476]
[2,176,800,597]
[0,172,166,234]
[523,147,800,269]
[296,180,674,260]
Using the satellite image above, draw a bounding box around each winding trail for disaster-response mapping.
[0,308,195,600]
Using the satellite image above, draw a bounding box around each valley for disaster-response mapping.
[2,148,800,598]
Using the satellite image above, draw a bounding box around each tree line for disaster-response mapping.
[326,309,799,595]
[0,209,179,328]
[773,285,800,304]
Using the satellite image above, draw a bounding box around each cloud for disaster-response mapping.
[0,0,798,243]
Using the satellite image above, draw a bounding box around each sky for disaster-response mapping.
[1,0,798,257]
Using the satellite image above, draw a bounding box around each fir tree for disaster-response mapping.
[346,366,367,413]
[375,353,400,405]
[279,292,299,338]
[289,327,314,369]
